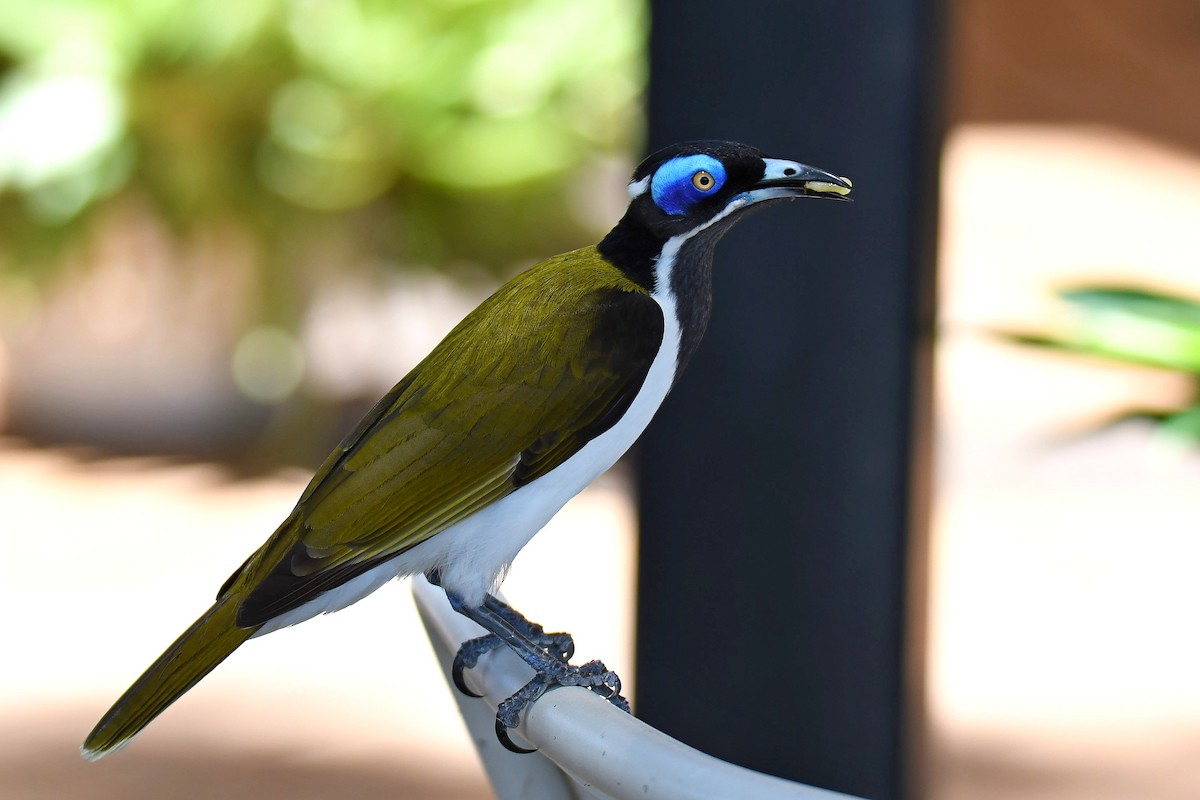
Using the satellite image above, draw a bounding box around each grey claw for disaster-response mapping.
[495,718,536,754]
[452,652,484,697]
[441,589,628,755]
[452,634,504,697]
[489,659,631,754]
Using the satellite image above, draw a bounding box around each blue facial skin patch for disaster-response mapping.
[651,154,727,216]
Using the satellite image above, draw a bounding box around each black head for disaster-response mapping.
[599,140,851,290]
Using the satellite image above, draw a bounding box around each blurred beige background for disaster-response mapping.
[3,1,1200,799]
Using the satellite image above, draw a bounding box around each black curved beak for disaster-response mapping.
[751,159,853,202]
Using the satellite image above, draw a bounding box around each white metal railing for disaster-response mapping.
[412,575,866,800]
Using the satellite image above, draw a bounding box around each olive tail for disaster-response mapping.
[82,597,256,760]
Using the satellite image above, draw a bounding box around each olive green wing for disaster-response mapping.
[233,250,664,625]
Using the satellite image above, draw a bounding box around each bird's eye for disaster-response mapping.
[649,155,725,214]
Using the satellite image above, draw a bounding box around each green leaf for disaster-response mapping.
[1051,287,1200,373]
[1158,403,1200,445]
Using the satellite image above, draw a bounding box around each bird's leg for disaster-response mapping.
[425,572,573,697]
[486,593,576,663]
[427,572,629,753]
[451,593,575,698]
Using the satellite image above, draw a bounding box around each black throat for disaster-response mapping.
[597,210,662,292]
[599,211,743,382]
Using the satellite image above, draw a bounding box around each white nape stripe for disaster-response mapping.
[652,190,754,300]
[627,175,651,199]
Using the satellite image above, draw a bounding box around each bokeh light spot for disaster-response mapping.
[231,326,306,405]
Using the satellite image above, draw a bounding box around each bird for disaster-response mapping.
[82,140,852,760]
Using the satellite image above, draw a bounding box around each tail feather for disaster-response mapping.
[82,597,255,760]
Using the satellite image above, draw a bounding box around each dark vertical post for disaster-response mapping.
[634,3,943,799]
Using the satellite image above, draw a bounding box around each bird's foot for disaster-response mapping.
[493,658,630,753]
[432,578,628,753]
[451,626,573,698]
[449,592,574,698]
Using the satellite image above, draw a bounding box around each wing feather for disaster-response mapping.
[231,248,665,626]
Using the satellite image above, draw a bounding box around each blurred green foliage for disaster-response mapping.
[1003,287,1200,445]
[0,0,645,299]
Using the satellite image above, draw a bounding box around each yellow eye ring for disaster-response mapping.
[692,170,716,191]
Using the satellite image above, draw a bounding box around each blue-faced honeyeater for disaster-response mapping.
[82,140,851,758]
